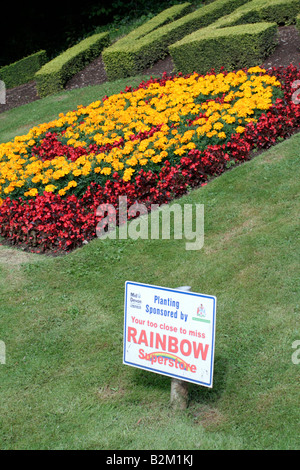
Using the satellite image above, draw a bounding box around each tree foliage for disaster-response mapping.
[1,0,189,67]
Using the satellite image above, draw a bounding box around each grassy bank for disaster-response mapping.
[0,131,299,450]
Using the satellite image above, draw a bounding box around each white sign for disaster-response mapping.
[123,281,217,388]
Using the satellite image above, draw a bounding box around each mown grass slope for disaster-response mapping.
[0,130,299,450]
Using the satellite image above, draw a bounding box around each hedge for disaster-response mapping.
[0,51,47,89]
[35,32,110,98]
[102,0,250,80]
[297,13,300,31]
[250,0,300,24]
[213,0,300,28]
[102,2,192,80]
[169,0,300,75]
[169,22,278,75]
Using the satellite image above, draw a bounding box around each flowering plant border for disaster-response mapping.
[0,65,299,253]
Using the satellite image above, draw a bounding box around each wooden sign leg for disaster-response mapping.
[170,286,191,410]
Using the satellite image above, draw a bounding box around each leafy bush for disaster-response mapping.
[297,13,300,31]
[102,0,249,80]
[251,0,300,24]
[169,22,277,75]
[169,0,300,75]
[35,32,110,98]
[102,2,193,80]
[0,51,47,89]
[214,0,300,27]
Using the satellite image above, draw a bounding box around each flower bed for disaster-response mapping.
[0,65,299,253]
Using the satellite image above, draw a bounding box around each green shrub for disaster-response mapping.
[169,0,300,75]
[35,32,110,98]
[0,51,47,89]
[213,0,300,27]
[254,0,300,24]
[169,22,278,75]
[102,0,250,80]
[102,2,192,80]
[296,13,300,31]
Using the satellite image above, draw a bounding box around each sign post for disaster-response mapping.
[170,286,191,410]
[123,281,217,407]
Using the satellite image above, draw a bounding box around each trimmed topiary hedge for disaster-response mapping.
[169,0,300,75]
[213,0,300,28]
[169,22,277,75]
[0,51,47,89]
[102,2,192,80]
[296,13,300,31]
[35,32,110,98]
[102,0,250,80]
[251,0,300,24]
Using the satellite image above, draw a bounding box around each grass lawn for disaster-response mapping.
[0,126,299,450]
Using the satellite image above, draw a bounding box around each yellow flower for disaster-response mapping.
[218,132,226,139]
[223,115,236,124]
[123,167,135,181]
[248,66,266,74]
[101,167,112,176]
[32,175,42,184]
[186,142,196,149]
[81,163,91,176]
[45,184,56,193]
[24,188,38,197]
[151,155,162,164]
[174,147,187,156]
[213,122,224,131]
[206,130,217,138]
[126,156,138,167]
